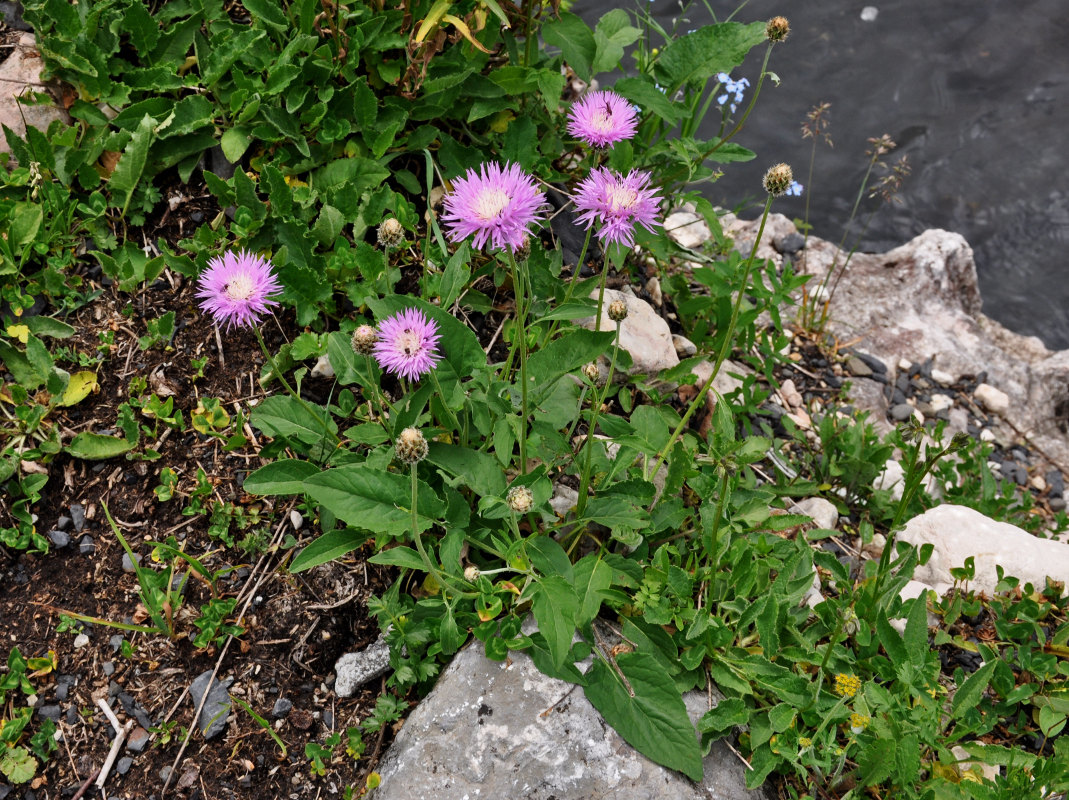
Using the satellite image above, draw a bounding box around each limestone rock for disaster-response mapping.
[897,504,1069,596]
[334,635,392,697]
[793,497,838,531]
[374,636,770,800]
[664,208,712,250]
[0,35,71,156]
[579,288,678,378]
[973,382,1009,415]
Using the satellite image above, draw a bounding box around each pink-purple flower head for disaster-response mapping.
[195,249,282,330]
[573,167,661,248]
[441,162,546,254]
[566,90,638,149]
[372,307,442,381]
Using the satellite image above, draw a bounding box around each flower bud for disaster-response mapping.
[396,427,428,464]
[506,485,534,514]
[582,362,601,384]
[463,565,481,582]
[514,235,531,262]
[766,16,790,42]
[607,299,628,322]
[377,218,404,249]
[351,324,378,355]
[763,163,794,197]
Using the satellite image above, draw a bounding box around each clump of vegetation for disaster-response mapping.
[0,1,1066,797]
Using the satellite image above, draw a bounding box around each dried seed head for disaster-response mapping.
[396,427,428,464]
[766,16,790,42]
[607,299,628,322]
[506,485,534,514]
[763,163,794,197]
[582,362,601,384]
[377,218,404,249]
[351,324,378,355]
[463,565,481,582]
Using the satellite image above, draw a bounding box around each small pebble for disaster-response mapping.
[1051,496,1067,512]
[270,698,293,720]
[122,553,141,572]
[845,356,873,377]
[70,503,86,532]
[860,5,878,22]
[117,757,133,776]
[890,403,914,422]
[79,535,96,556]
[55,515,72,531]
[47,530,70,548]
[126,726,150,753]
[103,662,115,677]
[974,382,1010,415]
[73,634,90,649]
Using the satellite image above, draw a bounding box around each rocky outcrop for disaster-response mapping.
[0,34,71,154]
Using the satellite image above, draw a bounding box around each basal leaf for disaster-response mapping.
[251,395,337,443]
[244,459,321,496]
[426,442,506,497]
[66,432,135,460]
[109,114,155,214]
[531,575,578,669]
[584,652,703,781]
[290,529,371,573]
[302,464,446,537]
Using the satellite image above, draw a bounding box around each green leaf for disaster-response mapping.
[876,614,908,666]
[326,331,377,388]
[10,202,42,248]
[572,554,613,627]
[66,433,135,460]
[950,659,997,718]
[244,459,321,496]
[290,529,371,572]
[109,114,155,214]
[584,652,703,781]
[903,595,929,667]
[531,575,579,669]
[592,9,641,74]
[220,126,251,163]
[242,0,290,32]
[542,11,597,81]
[856,737,896,786]
[22,316,75,339]
[426,442,506,497]
[303,465,446,537]
[0,746,36,784]
[698,696,747,736]
[654,21,767,92]
[437,242,471,310]
[527,329,615,404]
[367,545,427,571]
[251,395,337,444]
[527,536,573,583]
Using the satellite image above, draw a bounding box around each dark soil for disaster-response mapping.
[1,266,398,799]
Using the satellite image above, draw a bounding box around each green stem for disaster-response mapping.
[252,326,337,446]
[705,466,731,563]
[708,43,774,155]
[507,250,530,474]
[426,368,464,446]
[646,194,774,482]
[545,226,594,346]
[575,319,622,517]
[409,463,473,598]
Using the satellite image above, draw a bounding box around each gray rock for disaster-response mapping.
[116,756,133,776]
[126,726,150,753]
[110,634,124,653]
[103,661,115,677]
[844,356,873,377]
[890,403,915,422]
[55,515,72,531]
[773,231,805,255]
[122,552,141,572]
[374,634,769,800]
[78,535,95,556]
[70,503,85,532]
[47,529,69,548]
[270,698,293,719]
[0,35,71,158]
[334,636,392,698]
[37,705,61,723]
[0,3,32,31]
[188,671,233,740]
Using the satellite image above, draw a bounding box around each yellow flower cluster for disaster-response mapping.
[849,713,871,732]
[834,673,862,698]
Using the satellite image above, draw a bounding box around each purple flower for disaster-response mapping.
[566,90,639,148]
[372,308,442,381]
[441,162,546,254]
[195,249,282,329]
[573,167,661,248]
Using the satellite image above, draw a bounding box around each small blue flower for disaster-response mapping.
[715,73,750,114]
[785,181,804,197]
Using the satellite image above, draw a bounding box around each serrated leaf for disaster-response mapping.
[592,9,641,74]
[0,746,36,784]
[654,21,767,92]
[367,545,427,571]
[426,442,506,497]
[531,575,579,668]
[950,658,996,718]
[542,11,596,81]
[109,114,155,214]
[572,554,613,627]
[290,529,370,573]
[903,595,929,667]
[242,0,289,32]
[527,328,615,404]
[251,395,336,443]
[584,652,703,781]
[302,464,446,537]
[856,737,896,786]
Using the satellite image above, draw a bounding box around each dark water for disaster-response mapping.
[580,1,1069,348]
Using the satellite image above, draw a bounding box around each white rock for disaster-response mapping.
[930,368,955,386]
[311,354,335,379]
[671,334,697,358]
[690,359,750,410]
[289,509,304,530]
[335,635,392,697]
[950,746,999,783]
[0,35,72,157]
[663,208,711,250]
[73,633,90,649]
[973,382,1009,415]
[780,378,803,409]
[860,6,878,22]
[979,428,996,442]
[579,288,679,378]
[645,276,663,307]
[928,393,953,413]
[889,581,938,634]
[898,504,1069,596]
[793,497,838,531]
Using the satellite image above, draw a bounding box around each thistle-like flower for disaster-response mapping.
[573,167,661,248]
[763,163,795,197]
[377,218,404,249]
[607,299,628,322]
[396,427,428,464]
[441,162,546,254]
[766,16,790,42]
[372,308,442,381]
[351,324,378,355]
[566,90,639,148]
[507,485,534,514]
[195,249,282,330]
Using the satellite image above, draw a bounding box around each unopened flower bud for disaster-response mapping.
[582,362,601,383]
[378,218,404,249]
[763,163,794,197]
[396,427,428,464]
[607,299,628,322]
[514,235,531,262]
[766,16,790,42]
[351,324,378,355]
[506,485,534,514]
[463,565,481,582]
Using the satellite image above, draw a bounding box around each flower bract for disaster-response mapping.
[567,90,638,148]
[441,162,546,254]
[372,307,442,381]
[195,249,282,330]
[573,167,661,248]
